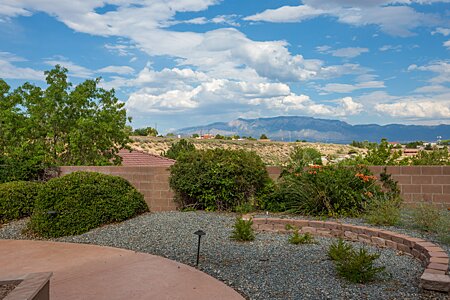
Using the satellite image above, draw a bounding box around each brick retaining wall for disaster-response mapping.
[244,215,450,293]
[59,166,176,211]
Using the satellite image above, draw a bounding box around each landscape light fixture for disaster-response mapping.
[194,229,206,267]
[47,211,57,218]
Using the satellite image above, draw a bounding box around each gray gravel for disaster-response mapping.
[0,212,449,300]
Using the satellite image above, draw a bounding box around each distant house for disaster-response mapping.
[403,148,420,157]
[118,149,175,166]
[200,134,214,139]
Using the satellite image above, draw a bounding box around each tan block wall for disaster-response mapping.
[59,166,176,211]
[59,165,450,211]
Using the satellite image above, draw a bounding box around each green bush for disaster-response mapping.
[410,203,450,245]
[288,231,315,245]
[169,148,270,211]
[0,181,42,222]
[328,239,354,262]
[29,172,148,237]
[163,139,196,160]
[335,248,385,283]
[287,147,322,172]
[274,165,382,217]
[328,239,385,283]
[363,194,401,226]
[230,217,255,241]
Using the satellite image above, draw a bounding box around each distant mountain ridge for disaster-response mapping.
[177,116,450,143]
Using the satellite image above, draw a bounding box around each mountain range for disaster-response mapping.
[177,116,450,144]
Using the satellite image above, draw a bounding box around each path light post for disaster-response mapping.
[194,230,206,267]
[47,211,58,218]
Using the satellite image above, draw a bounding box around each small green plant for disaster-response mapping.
[289,230,315,245]
[363,194,401,226]
[234,202,255,214]
[328,239,384,283]
[328,239,354,262]
[411,203,442,232]
[230,217,255,241]
[410,203,450,245]
[335,248,385,283]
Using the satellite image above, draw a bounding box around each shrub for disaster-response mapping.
[335,248,385,283]
[163,139,196,160]
[170,148,270,211]
[287,147,322,172]
[230,217,254,241]
[328,240,385,283]
[410,203,450,245]
[363,194,401,226]
[29,172,148,237]
[328,239,354,262]
[276,164,381,217]
[0,181,42,222]
[288,230,315,245]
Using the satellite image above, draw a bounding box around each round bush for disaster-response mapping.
[29,172,148,237]
[0,181,42,222]
[169,148,270,211]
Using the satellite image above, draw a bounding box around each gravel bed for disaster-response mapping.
[0,212,449,300]
[0,283,18,299]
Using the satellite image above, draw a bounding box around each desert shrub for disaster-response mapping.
[328,239,354,262]
[230,217,255,241]
[287,147,322,172]
[275,164,382,217]
[0,181,42,222]
[363,194,402,226]
[163,139,196,160]
[328,240,385,283]
[410,203,450,245]
[289,230,315,245]
[335,248,385,283]
[169,148,270,211]
[29,172,148,237]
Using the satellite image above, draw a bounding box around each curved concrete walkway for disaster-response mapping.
[0,240,243,300]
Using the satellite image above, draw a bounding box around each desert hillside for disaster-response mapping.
[130,137,365,166]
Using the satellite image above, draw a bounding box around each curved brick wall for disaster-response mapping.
[243,215,450,293]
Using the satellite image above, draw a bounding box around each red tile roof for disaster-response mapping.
[118,149,176,166]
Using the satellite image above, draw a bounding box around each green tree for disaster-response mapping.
[0,65,131,180]
[364,139,401,165]
[133,127,158,136]
[192,133,199,138]
[259,134,268,139]
[288,147,322,171]
[163,139,196,160]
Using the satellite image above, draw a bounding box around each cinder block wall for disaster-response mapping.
[59,165,450,211]
[266,166,450,209]
[59,166,176,211]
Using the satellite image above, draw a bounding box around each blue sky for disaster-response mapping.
[1,1,449,133]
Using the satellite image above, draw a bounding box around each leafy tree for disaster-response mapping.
[215,134,225,139]
[133,127,158,136]
[259,134,268,139]
[0,65,131,181]
[364,139,401,165]
[163,139,196,160]
[166,133,175,137]
[192,133,199,138]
